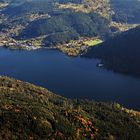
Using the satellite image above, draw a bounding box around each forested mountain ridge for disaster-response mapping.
[0,76,140,139]
[85,26,140,77]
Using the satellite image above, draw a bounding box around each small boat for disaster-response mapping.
[96,63,104,67]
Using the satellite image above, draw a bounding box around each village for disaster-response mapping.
[0,33,43,50]
[0,32,103,56]
[54,37,103,56]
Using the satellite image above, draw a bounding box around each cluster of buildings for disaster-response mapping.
[0,33,39,50]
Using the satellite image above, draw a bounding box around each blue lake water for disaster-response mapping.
[0,47,140,110]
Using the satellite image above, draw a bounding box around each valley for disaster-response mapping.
[0,0,140,139]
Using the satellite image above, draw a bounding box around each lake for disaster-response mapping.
[0,47,140,110]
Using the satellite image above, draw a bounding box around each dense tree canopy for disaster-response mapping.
[0,76,140,139]
[18,12,110,46]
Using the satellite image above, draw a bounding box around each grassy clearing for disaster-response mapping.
[84,39,103,46]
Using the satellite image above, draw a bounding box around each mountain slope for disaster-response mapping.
[0,76,140,139]
[85,26,140,76]
[18,12,109,43]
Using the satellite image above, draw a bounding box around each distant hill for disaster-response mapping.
[0,76,140,139]
[2,0,54,16]
[2,0,110,18]
[85,26,140,77]
[18,12,110,46]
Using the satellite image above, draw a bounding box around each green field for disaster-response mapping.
[84,39,103,46]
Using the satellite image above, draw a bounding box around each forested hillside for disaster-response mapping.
[18,12,109,45]
[85,26,140,77]
[0,76,140,139]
